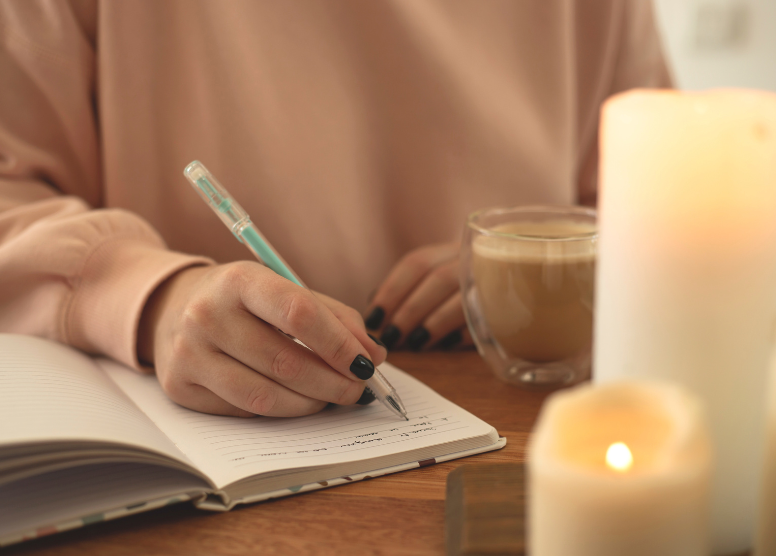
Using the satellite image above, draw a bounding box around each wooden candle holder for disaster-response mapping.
[445,462,526,556]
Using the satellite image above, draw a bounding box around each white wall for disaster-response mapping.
[653,0,776,91]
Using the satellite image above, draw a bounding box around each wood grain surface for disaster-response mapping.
[6,351,557,556]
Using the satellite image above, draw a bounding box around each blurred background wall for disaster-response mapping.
[653,0,776,91]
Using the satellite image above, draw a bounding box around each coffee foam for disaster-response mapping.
[472,220,596,262]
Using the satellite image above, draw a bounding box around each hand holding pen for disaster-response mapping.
[182,161,407,420]
[135,162,406,420]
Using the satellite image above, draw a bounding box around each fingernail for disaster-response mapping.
[438,329,463,350]
[350,354,375,380]
[380,325,401,350]
[406,327,430,352]
[356,387,376,405]
[368,333,386,349]
[364,306,385,330]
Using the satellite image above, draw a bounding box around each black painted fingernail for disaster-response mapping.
[406,327,430,352]
[350,354,375,380]
[364,306,385,330]
[380,325,401,350]
[438,329,463,350]
[356,388,376,405]
[368,333,386,349]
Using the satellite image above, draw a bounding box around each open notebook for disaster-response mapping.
[0,334,504,546]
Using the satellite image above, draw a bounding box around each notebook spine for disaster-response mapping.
[0,491,202,547]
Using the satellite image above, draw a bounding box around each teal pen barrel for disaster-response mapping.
[240,226,304,287]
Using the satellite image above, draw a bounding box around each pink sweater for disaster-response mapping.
[0,0,670,370]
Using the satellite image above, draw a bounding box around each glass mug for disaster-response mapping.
[460,206,597,387]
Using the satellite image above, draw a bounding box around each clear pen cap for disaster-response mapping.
[183,160,249,235]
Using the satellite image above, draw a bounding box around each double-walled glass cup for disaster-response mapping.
[461,206,597,387]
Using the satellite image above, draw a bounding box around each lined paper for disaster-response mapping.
[0,335,190,469]
[102,360,496,489]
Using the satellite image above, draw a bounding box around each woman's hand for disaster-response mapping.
[363,242,473,351]
[137,261,386,417]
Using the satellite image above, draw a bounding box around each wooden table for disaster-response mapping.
[8,351,554,556]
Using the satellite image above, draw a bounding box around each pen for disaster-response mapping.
[183,160,408,421]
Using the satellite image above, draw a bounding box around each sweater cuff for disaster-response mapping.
[65,237,213,370]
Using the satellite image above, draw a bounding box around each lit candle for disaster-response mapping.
[528,381,711,556]
[594,89,776,554]
[605,442,633,473]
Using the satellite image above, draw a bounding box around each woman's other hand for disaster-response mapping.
[363,242,473,352]
[137,261,386,417]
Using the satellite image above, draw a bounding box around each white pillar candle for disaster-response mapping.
[594,89,776,554]
[528,381,711,556]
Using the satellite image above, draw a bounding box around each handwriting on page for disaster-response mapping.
[178,395,466,469]
[102,360,485,488]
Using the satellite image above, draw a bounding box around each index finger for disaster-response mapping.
[240,266,377,382]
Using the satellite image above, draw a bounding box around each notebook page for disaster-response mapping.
[0,335,191,469]
[101,360,497,489]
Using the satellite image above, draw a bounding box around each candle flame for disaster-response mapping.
[606,442,633,472]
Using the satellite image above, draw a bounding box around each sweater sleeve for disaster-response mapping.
[0,1,212,369]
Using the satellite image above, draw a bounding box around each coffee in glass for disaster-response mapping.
[461,206,597,386]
